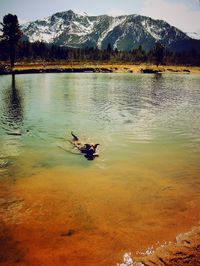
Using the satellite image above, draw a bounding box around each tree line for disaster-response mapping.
[0,14,200,67]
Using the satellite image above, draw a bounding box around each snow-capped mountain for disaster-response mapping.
[21,10,198,51]
[186,32,200,40]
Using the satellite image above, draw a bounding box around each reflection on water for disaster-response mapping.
[0,73,200,265]
[1,74,23,130]
[0,75,24,168]
[9,74,23,125]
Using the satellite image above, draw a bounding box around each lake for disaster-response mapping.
[0,73,200,266]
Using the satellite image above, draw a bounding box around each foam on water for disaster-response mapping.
[117,253,134,266]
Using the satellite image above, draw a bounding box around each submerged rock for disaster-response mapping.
[60,229,76,237]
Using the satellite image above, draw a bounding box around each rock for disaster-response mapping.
[60,229,76,237]
[141,68,160,74]
[133,226,200,266]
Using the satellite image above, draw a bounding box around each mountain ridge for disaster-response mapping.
[21,10,199,52]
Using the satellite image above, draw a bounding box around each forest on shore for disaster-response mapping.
[0,39,199,66]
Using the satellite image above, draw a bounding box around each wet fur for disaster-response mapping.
[71,132,99,160]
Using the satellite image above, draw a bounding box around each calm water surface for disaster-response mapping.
[0,73,200,265]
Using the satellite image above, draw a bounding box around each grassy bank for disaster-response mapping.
[1,61,200,75]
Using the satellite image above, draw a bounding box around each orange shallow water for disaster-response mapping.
[0,159,199,266]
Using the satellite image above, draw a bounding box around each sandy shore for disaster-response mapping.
[1,62,200,74]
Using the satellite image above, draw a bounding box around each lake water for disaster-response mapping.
[0,73,200,265]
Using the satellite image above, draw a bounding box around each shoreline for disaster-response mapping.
[133,225,200,266]
[0,62,200,75]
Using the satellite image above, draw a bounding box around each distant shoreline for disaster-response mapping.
[1,62,200,75]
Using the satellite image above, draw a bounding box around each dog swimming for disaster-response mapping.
[70,132,100,160]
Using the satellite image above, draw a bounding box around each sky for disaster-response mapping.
[0,0,200,35]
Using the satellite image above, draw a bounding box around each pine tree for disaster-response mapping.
[153,42,165,67]
[0,14,22,68]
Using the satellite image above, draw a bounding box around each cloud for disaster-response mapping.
[140,0,200,35]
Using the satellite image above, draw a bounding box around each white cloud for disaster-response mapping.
[140,0,200,36]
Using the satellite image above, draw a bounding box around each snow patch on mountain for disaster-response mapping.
[186,32,200,40]
[73,10,88,17]
[97,16,126,48]
[21,10,196,51]
[141,20,162,41]
[69,19,95,36]
[113,32,126,49]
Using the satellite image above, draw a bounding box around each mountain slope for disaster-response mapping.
[21,10,198,52]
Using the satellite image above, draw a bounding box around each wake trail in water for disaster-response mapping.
[57,143,81,155]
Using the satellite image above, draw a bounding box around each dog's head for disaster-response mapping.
[84,144,100,160]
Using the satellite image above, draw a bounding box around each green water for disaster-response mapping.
[0,73,199,171]
[0,73,200,265]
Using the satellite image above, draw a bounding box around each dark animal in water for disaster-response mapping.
[71,132,99,160]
